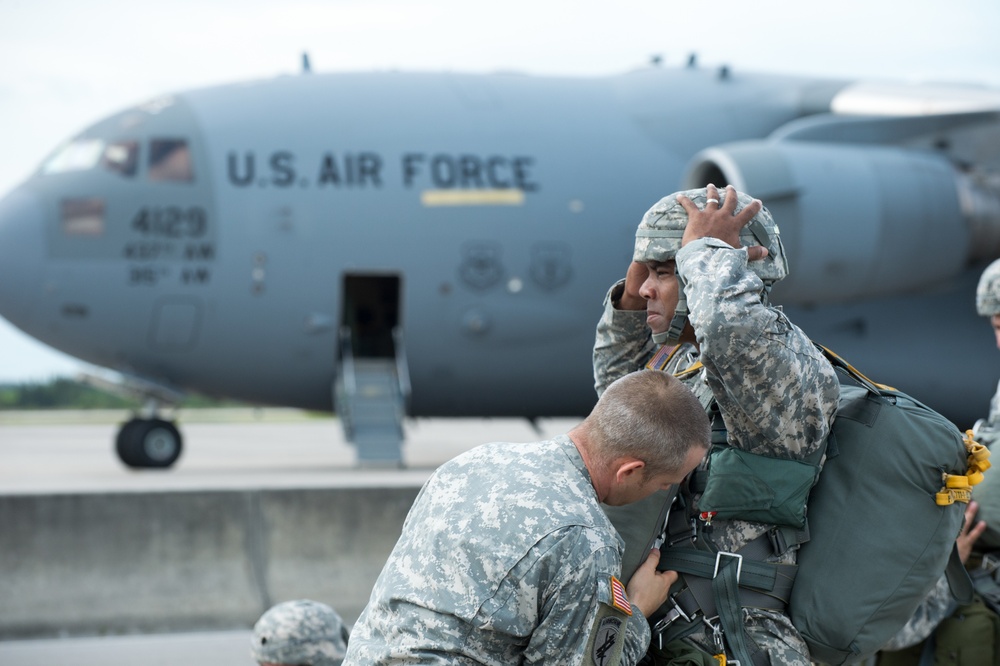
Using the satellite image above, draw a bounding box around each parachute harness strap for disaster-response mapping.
[937,431,992,506]
[818,344,897,392]
[664,298,689,346]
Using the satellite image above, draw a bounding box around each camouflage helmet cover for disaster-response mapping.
[633,187,789,283]
[251,599,349,666]
[977,258,1000,317]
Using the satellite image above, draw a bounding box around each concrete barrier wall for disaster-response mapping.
[0,486,420,638]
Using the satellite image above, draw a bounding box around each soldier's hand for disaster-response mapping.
[958,500,987,564]
[618,261,648,311]
[677,183,767,262]
[625,549,676,618]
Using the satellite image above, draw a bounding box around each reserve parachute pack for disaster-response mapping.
[789,346,988,665]
[609,345,991,666]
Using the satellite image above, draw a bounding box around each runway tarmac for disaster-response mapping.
[0,408,577,492]
[0,409,579,666]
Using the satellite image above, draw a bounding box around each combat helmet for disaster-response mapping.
[633,187,788,344]
[250,599,350,666]
[977,258,1000,317]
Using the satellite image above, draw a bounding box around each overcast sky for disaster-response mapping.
[2,0,999,382]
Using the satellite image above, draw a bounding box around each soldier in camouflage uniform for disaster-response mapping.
[593,184,840,665]
[251,599,350,666]
[343,370,711,665]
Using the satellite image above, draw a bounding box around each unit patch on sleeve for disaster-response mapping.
[592,615,625,666]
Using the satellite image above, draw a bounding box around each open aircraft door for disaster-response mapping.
[334,274,410,465]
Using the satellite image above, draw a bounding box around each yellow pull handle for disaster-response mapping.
[937,431,992,505]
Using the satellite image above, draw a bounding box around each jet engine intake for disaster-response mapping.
[683,141,1000,305]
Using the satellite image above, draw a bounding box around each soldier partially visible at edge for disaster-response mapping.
[343,370,711,665]
[875,259,1000,664]
[973,258,1000,450]
[251,599,350,666]
[593,184,840,664]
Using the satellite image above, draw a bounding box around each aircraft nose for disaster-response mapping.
[0,186,45,328]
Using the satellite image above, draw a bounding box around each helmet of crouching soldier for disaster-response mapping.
[250,599,349,666]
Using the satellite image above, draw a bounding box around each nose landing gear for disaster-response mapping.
[79,372,187,469]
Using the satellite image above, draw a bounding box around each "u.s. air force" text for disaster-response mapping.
[226,151,539,191]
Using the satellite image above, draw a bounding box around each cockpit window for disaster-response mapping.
[43,139,104,174]
[149,139,194,182]
[61,198,105,236]
[102,141,139,178]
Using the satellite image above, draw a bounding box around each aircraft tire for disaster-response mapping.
[115,419,143,467]
[116,418,183,468]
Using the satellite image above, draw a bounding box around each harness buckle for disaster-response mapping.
[667,517,698,547]
[652,597,692,635]
[653,596,697,649]
[713,551,743,583]
[703,616,724,653]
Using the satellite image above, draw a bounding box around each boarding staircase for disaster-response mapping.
[334,326,410,465]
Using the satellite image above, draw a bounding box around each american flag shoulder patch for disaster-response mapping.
[609,576,632,616]
[645,344,674,371]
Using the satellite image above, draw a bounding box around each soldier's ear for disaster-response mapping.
[614,459,645,484]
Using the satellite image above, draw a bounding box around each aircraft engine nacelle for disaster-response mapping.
[683,140,1000,305]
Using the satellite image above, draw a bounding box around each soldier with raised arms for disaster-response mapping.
[594,184,840,664]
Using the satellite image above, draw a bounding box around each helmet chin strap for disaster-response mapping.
[657,284,689,346]
[651,329,673,345]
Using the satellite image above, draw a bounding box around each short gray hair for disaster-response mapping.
[586,370,710,476]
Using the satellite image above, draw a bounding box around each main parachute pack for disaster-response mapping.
[789,347,987,664]
[610,346,990,665]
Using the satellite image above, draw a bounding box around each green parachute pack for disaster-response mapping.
[789,347,987,665]
[609,345,990,666]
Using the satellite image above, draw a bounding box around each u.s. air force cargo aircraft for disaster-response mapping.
[2,62,1000,468]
